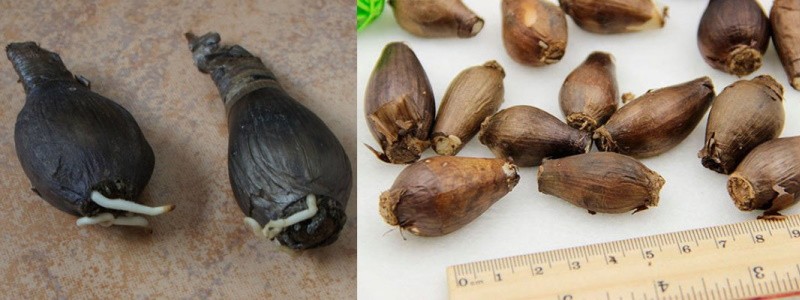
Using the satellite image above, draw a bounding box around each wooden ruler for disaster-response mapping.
[447,215,800,300]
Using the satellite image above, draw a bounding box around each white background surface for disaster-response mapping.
[356,0,799,298]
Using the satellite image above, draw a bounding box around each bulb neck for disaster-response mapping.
[6,42,76,94]
[185,32,281,111]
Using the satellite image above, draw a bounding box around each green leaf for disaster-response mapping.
[357,0,385,32]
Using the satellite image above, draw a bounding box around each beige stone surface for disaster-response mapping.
[0,1,356,298]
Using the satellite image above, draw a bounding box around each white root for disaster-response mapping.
[243,194,320,239]
[244,217,267,239]
[76,212,150,227]
[90,191,175,216]
[110,215,149,227]
[76,213,115,226]
[75,191,172,228]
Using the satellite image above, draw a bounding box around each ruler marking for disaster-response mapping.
[742,222,761,234]
[794,273,800,291]
[690,286,697,299]
[726,278,734,299]
[770,272,778,293]
[543,252,550,267]
[701,278,709,300]
[767,222,773,236]
[678,285,685,300]
[741,278,751,297]
[621,241,627,257]
[752,219,761,234]
[740,221,749,237]
[748,266,758,296]
[722,278,733,299]
[712,282,720,300]
[791,272,799,290]
[652,281,660,299]
[796,264,800,277]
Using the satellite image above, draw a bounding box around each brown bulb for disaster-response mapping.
[728,136,800,219]
[502,0,568,66]
[380,156,520,237]
[559,51,619,132]
[364,42,435,164]
[771,0,800,90]
[432,61,505,156]
[594,77,715,158]
[389,0,484,38]
[559,0,667,34]
[538,152,664,214]
[697,0,770,77]
[479,105,591,167]
[699,75,784,174]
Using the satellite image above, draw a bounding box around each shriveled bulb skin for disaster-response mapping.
[364,42,435,164]
[186,32,352,250]
[7,42,162,222]
[727,136,800,219]
[479,105,591,167]
[538,152,664,214]
[502,0,568,66]
[432,61,505,156]
[559,0,666,34]
[699,75,784,175]
[594,77,715,158]
[380,156,519,236]
[389,0,484,38]
[771,0,800,90]
[559,51,619,132]
[697,0,770,77]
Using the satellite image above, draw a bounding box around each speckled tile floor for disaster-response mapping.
[0,1,356,298]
